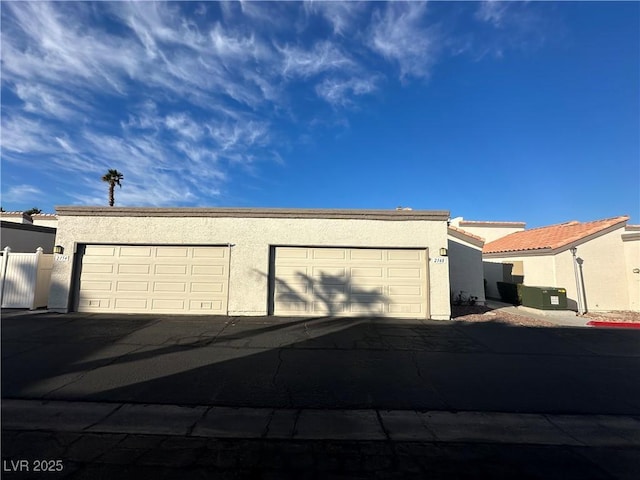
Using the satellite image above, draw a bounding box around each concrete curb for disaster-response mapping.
[3,399,639,447]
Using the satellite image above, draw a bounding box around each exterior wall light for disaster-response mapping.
[439,248,448,256]
[53,245,64,254]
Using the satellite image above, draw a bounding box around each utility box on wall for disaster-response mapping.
[520,285,567,310]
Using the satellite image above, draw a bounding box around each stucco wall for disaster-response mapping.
[49,210,451,319]
[483,256,555,301]
[448,236,485,304]
[1,222,57,253]
[453,223,525,244]
[554,228,632,312]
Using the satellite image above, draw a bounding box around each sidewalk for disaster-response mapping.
[3,399,639,479]
[3,398,640,446]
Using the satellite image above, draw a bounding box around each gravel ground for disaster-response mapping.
[452,305,640,327]
[451,305,557,328]
[584,310,640,323]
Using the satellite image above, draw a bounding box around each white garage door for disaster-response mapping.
[272,247,428,318]
[76,245,229,314]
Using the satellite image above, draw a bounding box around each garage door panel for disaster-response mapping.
[389,285,423,296]
[389,303,423,314]
[118,264,151,274]
[388,268,422,278]
[116,281,150,292]
[193,248,226,258]
[153,282,187,292]
[273,247,428,318]
[119,247,153,257]
[78,298,111,309]
[77,245,229,314]
[278,248,309,260]
[350,302,384,314]
[312,301,346,314]
[152,299,185,310]
[312,249,346,260]
[82,264,114,274]
[84,246,116,257]
[351,267,383,278]
[190,282,225,293]
[187,299,223,310]
[191,265,225,276]
[350,249,384,261]
[156,247,188,257]
[155,265,188,275]
[115,298,148,309]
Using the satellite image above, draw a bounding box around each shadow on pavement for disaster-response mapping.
[2,312,640,415]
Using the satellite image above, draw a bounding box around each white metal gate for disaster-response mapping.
[0,247,54,309]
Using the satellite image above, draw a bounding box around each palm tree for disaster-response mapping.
[101,169,124,207]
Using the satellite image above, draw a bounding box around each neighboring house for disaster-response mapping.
[31,213,59,228]
[1,221,57,254]
[482,216,639,312]
[49,207,452,320]
[0,212,58,253]
[447,225,486,305]
[0,211,34,225]
[449,217,526,243]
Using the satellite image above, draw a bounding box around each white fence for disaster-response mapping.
[0,247,54,309]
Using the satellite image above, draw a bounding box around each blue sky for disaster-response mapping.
[1,1,638,227]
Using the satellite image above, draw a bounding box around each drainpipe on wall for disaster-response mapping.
[570,247,586,315]
[0,246,11,307]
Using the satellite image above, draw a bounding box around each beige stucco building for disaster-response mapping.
[482,216,639,312]
[447,226,486,305]
[49,207,452,320]
[449,218,526,244]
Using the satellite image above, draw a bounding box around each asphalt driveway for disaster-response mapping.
[3,311,640,415]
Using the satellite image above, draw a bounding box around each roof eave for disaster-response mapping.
[55,206,451,221]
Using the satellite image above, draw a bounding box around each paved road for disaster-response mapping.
[2,311,640,478]
[3,312,640,413]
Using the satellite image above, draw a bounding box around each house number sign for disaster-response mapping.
[432,258,446,264]
[55,255,70,262]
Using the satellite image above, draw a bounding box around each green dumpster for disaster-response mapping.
[520,285,567,310]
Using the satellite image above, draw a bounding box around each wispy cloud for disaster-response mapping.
[2,184,44,204]
[368,2,438,80]
[279,40,355,79]
[0,1,550,209]
[316,76,380,107]
[476,0,510,28]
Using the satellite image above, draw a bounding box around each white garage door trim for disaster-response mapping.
[75,244,230,314]
[271,246,429,318]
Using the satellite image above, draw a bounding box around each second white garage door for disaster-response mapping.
[76,245,229,314]
[272,247,428,318]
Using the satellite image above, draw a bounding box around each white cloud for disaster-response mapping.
[1,1,553,210]
[164,113,204,141]
[316,76,379,107]
[280,40,355,79]
[476,0,510,28]
[304,1,367,36]
[2,184,44,203]
[368,2,437,80]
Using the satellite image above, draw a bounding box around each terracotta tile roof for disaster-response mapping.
[483,216,629,254]
[448,225,485,243]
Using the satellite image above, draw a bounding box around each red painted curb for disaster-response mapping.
[586,321,640,329]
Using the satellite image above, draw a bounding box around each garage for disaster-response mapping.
[272,247,428,318]
[76,245,229,314]
[50,207,452,320]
